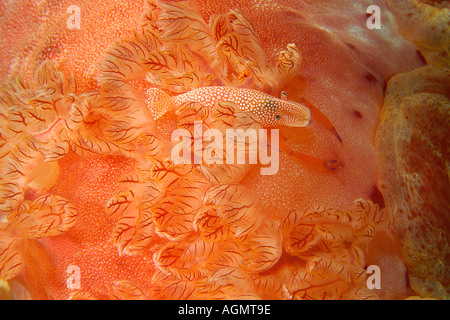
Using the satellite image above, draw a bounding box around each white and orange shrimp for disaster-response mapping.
[147,86,342,170]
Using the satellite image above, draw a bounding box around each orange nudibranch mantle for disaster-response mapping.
[0,0,428,300]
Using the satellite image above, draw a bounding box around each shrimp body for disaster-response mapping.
[148,86,342,171]
[154,86,311,128]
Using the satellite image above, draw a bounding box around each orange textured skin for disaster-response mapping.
[0,0,145,91]
[13,153,159,299]
[0,0,428,299]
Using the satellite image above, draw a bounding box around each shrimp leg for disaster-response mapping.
[278,133,340,171]
[298,98,343,144]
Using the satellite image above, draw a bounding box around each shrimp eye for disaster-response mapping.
[275,115,282,121]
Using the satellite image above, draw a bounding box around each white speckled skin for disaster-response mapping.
[170,86,311,128]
